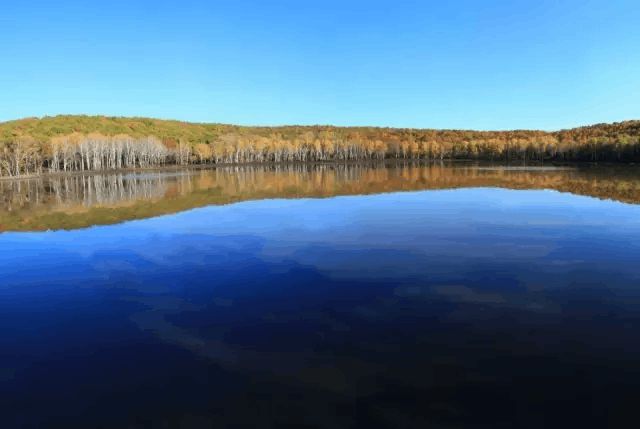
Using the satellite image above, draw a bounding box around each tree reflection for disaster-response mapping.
[1,163,639,231]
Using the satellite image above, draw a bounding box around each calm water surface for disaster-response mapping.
[1,164,640,428]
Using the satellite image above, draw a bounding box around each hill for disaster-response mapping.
[1,115,639,177]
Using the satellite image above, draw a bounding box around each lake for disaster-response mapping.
[1,163,640,428]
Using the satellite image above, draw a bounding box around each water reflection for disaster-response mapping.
[2,162,640,231]
[0,171,187,210]
[1,187,640,427]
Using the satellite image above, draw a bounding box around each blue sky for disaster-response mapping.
[1,0,638,130]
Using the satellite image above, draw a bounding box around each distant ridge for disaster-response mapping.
[1,115,639,177]
[2,114,640,140]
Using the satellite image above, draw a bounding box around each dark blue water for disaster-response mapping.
[1,188,640,428]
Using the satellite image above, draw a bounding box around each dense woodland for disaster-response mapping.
[1,115,639,177]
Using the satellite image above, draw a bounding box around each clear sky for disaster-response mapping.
[1,0,638,130]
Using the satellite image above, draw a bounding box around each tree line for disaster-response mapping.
[1,116,639,177]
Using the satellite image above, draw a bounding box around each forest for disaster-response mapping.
[1,115,639,177]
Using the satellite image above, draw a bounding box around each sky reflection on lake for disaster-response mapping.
[1,187,640,428]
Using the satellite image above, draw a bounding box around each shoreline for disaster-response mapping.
[0,158,635,182]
